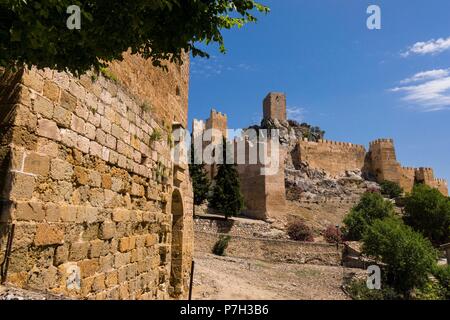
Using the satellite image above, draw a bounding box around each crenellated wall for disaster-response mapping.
[367,140,448,195]
[0,55,193,300]
[294,139,366,177]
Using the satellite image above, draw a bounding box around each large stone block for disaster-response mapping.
[23,152,50,176]
[50,159,74,180]
[70,242,90,261]
[37,119,61,141]
[34,223,64,246]
[99,221,116,240]
[15,201,45,221]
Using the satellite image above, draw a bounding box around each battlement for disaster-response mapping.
[369,138,394,147]
[314,139,366,150]
[416,167,434,172]
[401,166,416,172]
[435,178,447,184]
[210,108,228,119]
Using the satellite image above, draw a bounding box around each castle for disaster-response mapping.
[0,53,194,299]
[193,92,448,221]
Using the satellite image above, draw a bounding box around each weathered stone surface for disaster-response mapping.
[43,80,60,102]
[0,54,194,300]
[50,159,73,180]
[23,152,50,176]
[34,224,64,246]
[99,221,116,240]
[37,119,61,141]
[15,201,45,221]
[70,242,90,261]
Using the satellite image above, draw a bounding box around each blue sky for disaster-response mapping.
[188,0,450,182]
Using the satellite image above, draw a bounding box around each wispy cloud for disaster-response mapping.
[287,106,306,122]
[402,36,450,57]
[400,69,450,84]
[390,69,450,111]
[191,57,256,78]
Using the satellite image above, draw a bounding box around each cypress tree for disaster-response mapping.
[209,138,244,219]
[189,142,210,213]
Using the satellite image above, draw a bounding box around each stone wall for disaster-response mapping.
[237,142,287,221]
[0,55,193,300]
[195,231,342,266]
[368,140,448,195]
[295,139,366,177]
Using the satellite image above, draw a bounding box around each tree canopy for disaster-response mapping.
[0,0,269,74]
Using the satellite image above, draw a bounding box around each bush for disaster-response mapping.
[212,235,231,256]
[346,279,400,300]
[404,184,450,245]
[287,220,314,242]
[323,225,343,243]
[362,218,437,295]
[380,180,403,199]
[432,265,450,299]
[343,192,395,240]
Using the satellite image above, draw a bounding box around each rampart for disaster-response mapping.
[0,54,194,300]
[294,139,366,177]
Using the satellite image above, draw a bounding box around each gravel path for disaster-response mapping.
[192,253,362,300]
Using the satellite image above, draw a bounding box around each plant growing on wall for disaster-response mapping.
[1,1,269,74]
[209,137,244,219]
[149,129,162,144]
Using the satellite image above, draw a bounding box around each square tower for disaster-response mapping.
[263,92,286,121]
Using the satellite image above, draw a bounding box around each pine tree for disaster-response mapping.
[209,138,244,219]
[189,142,210,212]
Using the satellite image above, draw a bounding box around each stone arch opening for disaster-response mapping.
[170,188,184,295]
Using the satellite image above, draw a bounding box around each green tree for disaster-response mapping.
[1,1,269,74]
[343,192,395,240]
[362,218,437,296]
[380,180,404,199]
[209,138,244,219]
[189,142,210,212]
[404,184,450,245]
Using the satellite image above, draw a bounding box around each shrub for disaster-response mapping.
[432,265,450,299]
[343,192,395,240]
[380,180,403,199]
[287,220,314,242]
[346,279,400,300]
[212,235,231,256]
[362,218,437,295]
[404,184,450,245]
[323,225,342,243]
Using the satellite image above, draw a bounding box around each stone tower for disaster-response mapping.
[368,138,401,184]
[263,92,286,121]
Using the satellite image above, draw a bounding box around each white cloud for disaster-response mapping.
[402,36,450,57]
[390,69,450,111]
[287,106,306,122]
[400,69,450,84]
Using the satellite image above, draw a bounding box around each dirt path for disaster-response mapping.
[192,253,358,300]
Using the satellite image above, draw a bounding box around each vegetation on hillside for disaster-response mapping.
[403,184,450,245]
[342,192,395,241]
[345,184,450,300]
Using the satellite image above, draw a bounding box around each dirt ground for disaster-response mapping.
[192,253,362,300]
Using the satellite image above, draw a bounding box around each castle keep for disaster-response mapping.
[194,92,448,220]
[0,53,194,299]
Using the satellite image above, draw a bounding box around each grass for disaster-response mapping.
[99,67,118,82]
